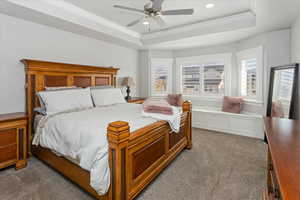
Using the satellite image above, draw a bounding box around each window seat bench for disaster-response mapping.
[192,107,264,139]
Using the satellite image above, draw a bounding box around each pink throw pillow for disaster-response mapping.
[167,94,183,107]
[222,96,243,114]
[271,101,285,118]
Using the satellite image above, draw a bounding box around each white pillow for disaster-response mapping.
[37,86,79,111]
[38,88,94,115]
[91,88,126,106]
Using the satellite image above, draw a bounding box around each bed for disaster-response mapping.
[23,59,192,200]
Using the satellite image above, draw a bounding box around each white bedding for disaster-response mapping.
[33,103,183,195]
[33,103,157,195]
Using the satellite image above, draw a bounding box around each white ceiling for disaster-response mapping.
[1,0,300,49]
[64,0,253,33]
[146,0,300,49]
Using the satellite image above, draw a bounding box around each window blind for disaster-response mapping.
[241,58,257,98]
[182,63,224,96]
[151,62,170,95]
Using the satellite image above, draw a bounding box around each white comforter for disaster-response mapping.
[33,103,157,195]
[33,103,182,195]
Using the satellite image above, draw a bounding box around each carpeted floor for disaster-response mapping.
[0,128,267,200]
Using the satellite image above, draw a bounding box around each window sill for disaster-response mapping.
[183,96,263,106]
[183,95,224,101]
[243,99,263,106]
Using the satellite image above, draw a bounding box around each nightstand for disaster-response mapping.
[127,97,146,104]
[0,112,27,170]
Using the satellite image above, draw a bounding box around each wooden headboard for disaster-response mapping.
[22,59,119,151]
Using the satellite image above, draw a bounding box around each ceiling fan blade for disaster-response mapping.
[127,18,143,27]
[114,5,144,14]
[161,9,194,15]
[151,0,164,11]
[154,16,166,28]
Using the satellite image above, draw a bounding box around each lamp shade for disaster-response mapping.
[122,77,135,87]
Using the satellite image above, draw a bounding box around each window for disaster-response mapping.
[176,53,232,98]
[150,59,173,96]
[181,63,225,96]
[240,58,257,97]
[237,47,263,102]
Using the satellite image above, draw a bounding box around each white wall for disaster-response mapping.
[174,43,236,58]
[0,13,139,114]
[291,15,300,119]
[291,16,300,62]
[138,50,150,97]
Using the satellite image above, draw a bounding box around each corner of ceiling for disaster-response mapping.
[1,0,143,48]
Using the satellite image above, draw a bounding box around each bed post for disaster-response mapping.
[107,121,130,200]
[183,101,192,149]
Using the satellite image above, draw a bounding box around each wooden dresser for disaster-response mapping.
[263,117,300,200]
[0,112,28,170]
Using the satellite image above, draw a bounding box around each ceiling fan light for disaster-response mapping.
[143,21,150,25]
[205,3,215,8]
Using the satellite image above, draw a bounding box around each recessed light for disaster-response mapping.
[143,21,150,25]
[206,3,215,8]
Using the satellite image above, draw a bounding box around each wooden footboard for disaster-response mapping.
[107,101,192,200]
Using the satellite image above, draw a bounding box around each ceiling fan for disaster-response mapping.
[113,0,194,28]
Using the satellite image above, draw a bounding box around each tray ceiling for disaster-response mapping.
[64,0,253,34]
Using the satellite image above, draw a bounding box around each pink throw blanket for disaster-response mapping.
[143,99,173,115]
